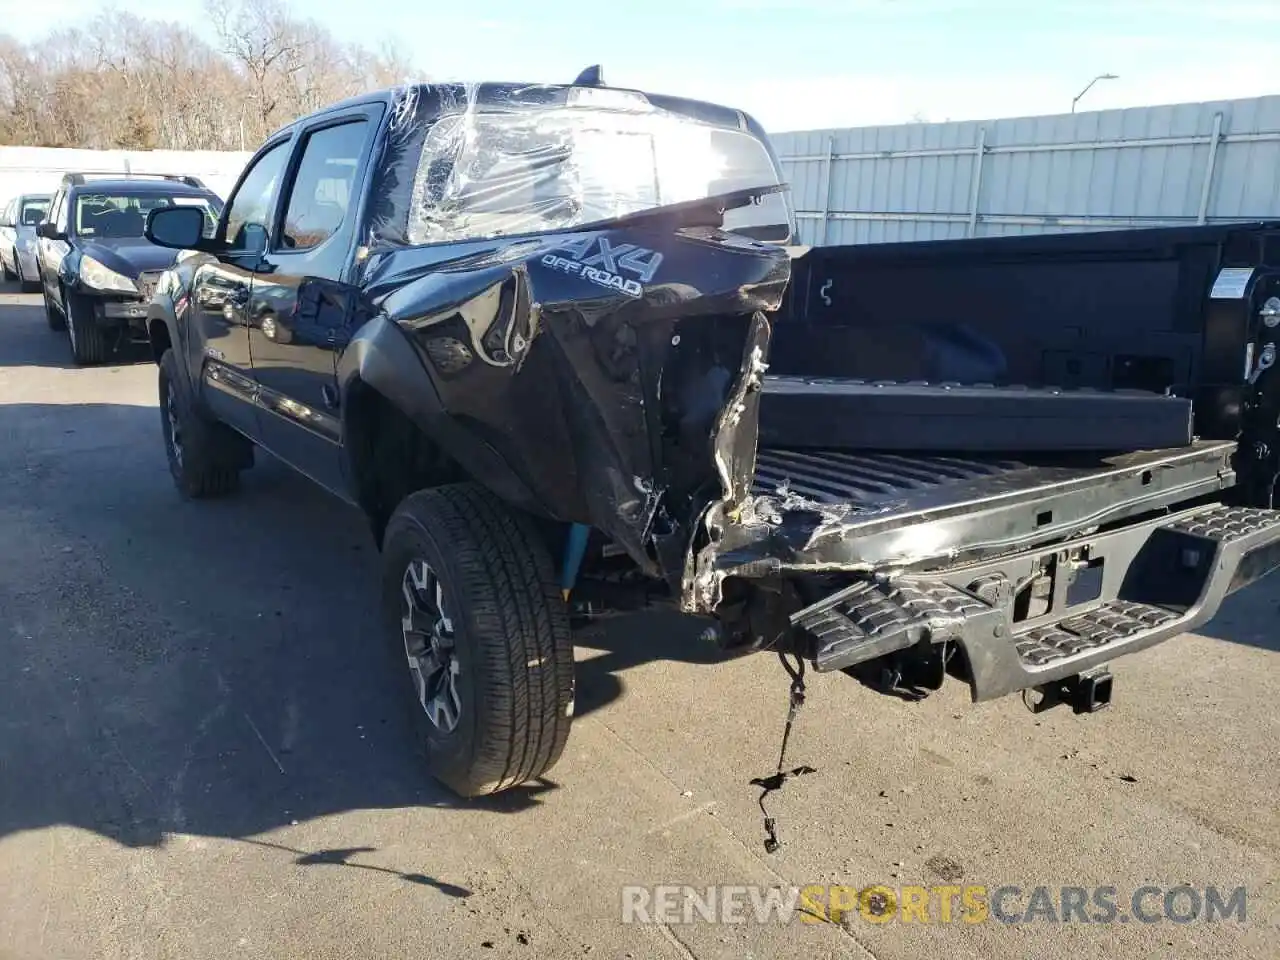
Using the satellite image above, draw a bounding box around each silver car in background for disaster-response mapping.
[1,193,52,289]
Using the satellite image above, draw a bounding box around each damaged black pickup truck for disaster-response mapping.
[143,74,1280,800]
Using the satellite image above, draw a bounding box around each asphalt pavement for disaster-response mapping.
[0,284,1277,959]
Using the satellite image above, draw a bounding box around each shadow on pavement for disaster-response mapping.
[573,611,724,717]
[0,399,717,858]
[1,384,1275,870]
[237,838,475,896]
[0,293,151,368]
[0,279,38,296]
[1193,586,1280,652]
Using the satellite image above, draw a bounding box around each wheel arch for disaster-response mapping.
[146,297,182,368]
[339,314,543,543]
[343,375,462,544]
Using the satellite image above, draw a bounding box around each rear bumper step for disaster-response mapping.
[792,504,1280,701]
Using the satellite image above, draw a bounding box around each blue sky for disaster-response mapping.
[10,0,1280,131]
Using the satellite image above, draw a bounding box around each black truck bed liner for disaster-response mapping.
[748,440,1237,571]
[740,442,1280,701]
[757,376,1194,453]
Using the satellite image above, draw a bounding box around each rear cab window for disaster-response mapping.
[375,85,793,248]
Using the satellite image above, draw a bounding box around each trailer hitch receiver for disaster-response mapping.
[1023,667,1114,715]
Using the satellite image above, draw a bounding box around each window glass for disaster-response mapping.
[53,192,69,233]
[404,105,788,245]
[20,198,50,226]
[170,197,221,236]
[73,193,219,238]
[224,140,290,252]
[280,120,368,250]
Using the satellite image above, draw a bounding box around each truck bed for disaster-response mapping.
[757,376,1194,453]
[703,222,1280,701]
[742,441,1280,699]
[748,440,1238,572]
[770,221,1280,444]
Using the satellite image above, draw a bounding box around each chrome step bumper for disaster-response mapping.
[791,504,1280,701]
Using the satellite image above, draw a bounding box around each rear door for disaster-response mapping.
[0,200,14,273]
[245,107,380,496]
[38,190,71,309]
[15,197,49,281]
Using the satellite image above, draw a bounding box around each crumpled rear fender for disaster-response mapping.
[336,312,543,515]
[350,225,790,583]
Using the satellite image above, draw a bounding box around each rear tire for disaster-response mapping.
[64,289,108,365]
[158,348,251,498]
[381,483,575,797]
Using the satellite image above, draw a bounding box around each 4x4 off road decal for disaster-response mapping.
[542,237,663,298]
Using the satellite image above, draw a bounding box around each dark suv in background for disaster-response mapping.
[37,173,222,365]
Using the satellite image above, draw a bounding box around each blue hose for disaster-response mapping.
[560,523,591,601]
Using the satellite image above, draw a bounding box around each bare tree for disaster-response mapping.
[0,0,424,151]
[355,40,417,90]
[206,0,301,136]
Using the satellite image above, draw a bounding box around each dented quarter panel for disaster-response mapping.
[340,223,789,578]
[682,311,772,613]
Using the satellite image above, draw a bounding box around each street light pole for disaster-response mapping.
[1072,73,1119,113]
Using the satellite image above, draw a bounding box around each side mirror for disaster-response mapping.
[36,222,65,241]
[237,222,268,254]
[146,206,207,250]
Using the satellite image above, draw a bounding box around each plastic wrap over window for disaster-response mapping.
[401,87,791,246]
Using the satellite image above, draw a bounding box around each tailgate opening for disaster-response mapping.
[684,438,1238,616]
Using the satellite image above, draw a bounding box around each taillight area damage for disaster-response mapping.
[365,221,794,602]
[680,309,772,615]
[677,298,1280,672]
[350,77,807,618]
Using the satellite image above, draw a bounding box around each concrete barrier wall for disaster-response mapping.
[0,146,252,204]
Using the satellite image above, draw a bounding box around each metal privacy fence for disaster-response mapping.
[771,95,1280,246]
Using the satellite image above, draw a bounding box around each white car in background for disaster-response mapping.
[1,193,52,290]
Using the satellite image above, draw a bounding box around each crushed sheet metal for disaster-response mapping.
[682,311,771,615]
